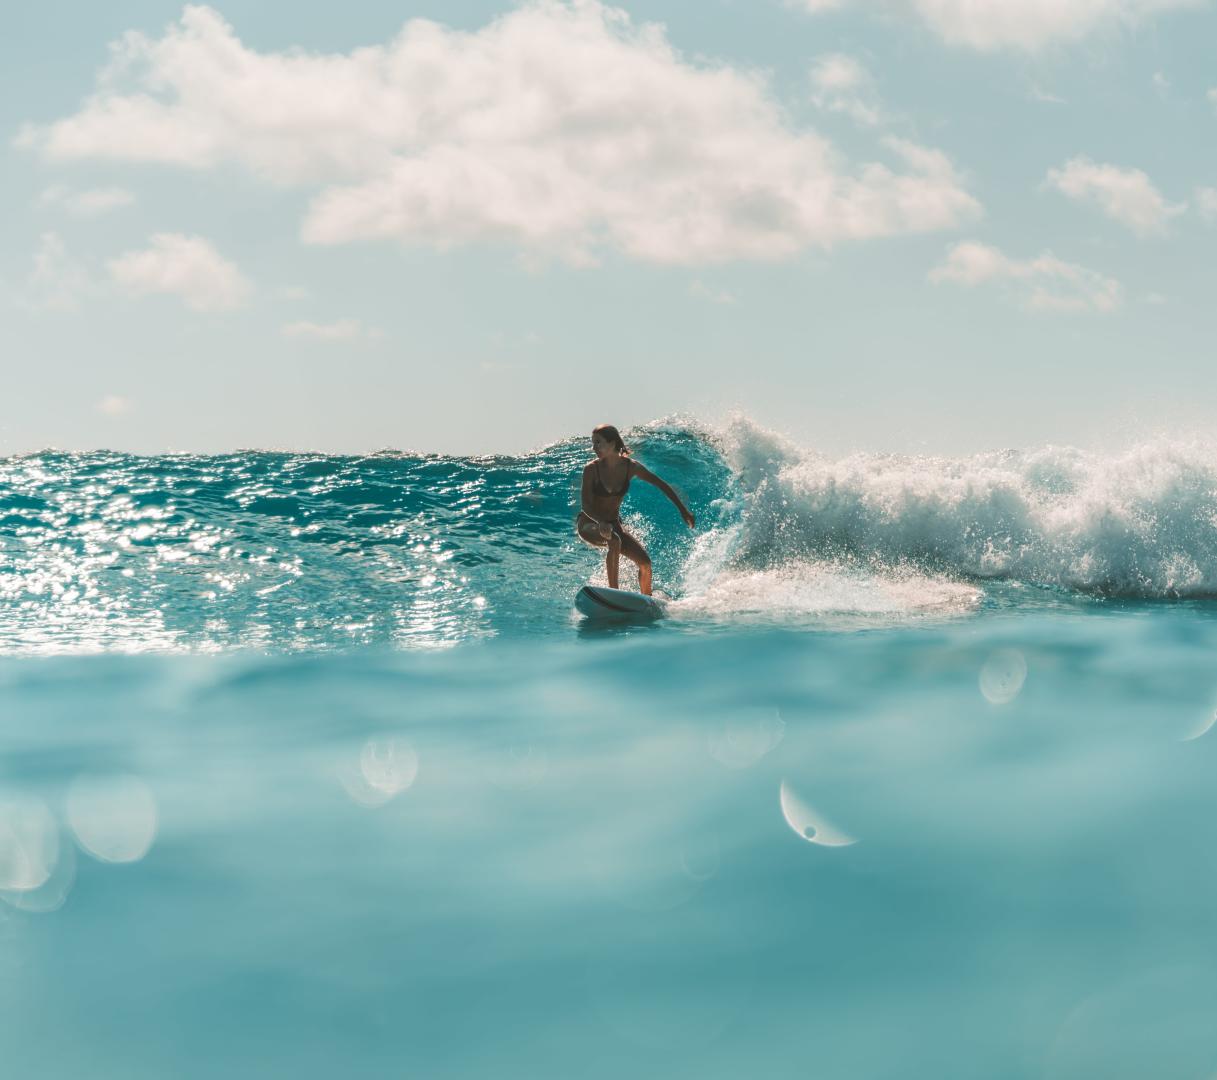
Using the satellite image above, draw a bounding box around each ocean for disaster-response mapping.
[3,416,1217,1078]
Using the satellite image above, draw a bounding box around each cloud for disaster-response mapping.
[18,3,979,266]
[1028,85,1066,105]
[688,280,737,304]
[1197,186,1217,223]
[38,185,135,216]
[19,233,93,311]
[1197,186,1217,225]
[810,53,881,126]
[281,318,381,341]
[1197,186,1217,222]
[930,241,1122,312]
[789,0,847,10]
[791,0,1204,51]
[96,395,134,416]
[1045,157,1185,235]
[108,233,251,310]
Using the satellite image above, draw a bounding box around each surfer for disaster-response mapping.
[576,424,695,595]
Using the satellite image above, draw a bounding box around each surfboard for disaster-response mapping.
[575,585,667,621]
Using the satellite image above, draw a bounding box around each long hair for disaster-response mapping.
[592,423,630,456]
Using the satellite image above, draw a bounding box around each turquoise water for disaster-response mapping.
[4,419,1217,1077]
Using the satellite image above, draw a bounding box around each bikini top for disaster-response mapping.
[591,459,631,498]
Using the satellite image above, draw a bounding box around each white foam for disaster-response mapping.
[675,559,980,621]
[686,417,1217,600]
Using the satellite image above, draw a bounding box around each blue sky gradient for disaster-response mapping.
[4,0,1216,454]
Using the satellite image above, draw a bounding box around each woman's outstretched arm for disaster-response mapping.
[630,461,695,529]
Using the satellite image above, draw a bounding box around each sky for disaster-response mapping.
[3,0,1216,456]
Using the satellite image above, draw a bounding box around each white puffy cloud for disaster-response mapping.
[1045,157,1185,235]
[281,318,381,341]
[38,185,135,217]
[810,54,881,126]
[108,233,251,311]
[930,241,1122,312]
[19,3,979,266]
[792,0,1204,51]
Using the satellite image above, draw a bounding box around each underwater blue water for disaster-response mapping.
[4,418,1217,1077]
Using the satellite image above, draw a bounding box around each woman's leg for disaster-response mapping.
[576,518,621,589]
[616,528,653,595]
[606,534,621,589]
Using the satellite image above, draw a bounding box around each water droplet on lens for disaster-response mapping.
[341,737,420,807]
[0,797,60,891]
[65,775,158,864]
[707,709,785,769]
[779,781,856,847]
[679,834,720,883]
[979,648,1027,705]
[483,743,547,790]
[1181,704,1217,742]
[2,832,75,913]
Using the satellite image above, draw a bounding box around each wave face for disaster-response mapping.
[2,418,1216,651]
[0,427,724,652]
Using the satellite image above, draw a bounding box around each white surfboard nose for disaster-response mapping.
[575,585,667,620]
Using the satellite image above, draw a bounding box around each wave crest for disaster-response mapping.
[711,417,1217,598]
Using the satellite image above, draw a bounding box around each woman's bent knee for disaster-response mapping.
[625,545,650,568]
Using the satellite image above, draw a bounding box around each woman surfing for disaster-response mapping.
[576,424,695,596]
